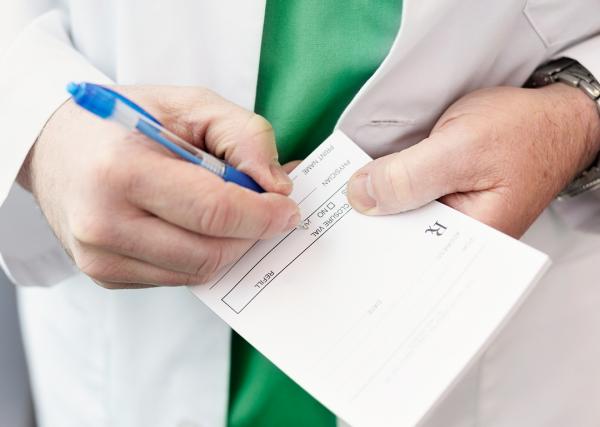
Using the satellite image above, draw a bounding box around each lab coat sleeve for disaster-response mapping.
[0,7,111,286]
[558,36,600,91]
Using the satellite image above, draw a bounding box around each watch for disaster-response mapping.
[525,58,600,199]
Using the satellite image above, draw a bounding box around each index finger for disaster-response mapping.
[126,152,300,239]
[178,93,293,195]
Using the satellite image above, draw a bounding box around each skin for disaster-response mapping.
[19,86,300,289]
[347,84,600,238]
[19,83,600,289]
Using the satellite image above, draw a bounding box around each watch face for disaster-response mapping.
[526,58,575,88]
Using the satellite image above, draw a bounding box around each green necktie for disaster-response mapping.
[228,2,402,426]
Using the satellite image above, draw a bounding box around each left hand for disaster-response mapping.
[347,84,600,237]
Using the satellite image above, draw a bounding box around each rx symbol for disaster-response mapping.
[425,221,447,237]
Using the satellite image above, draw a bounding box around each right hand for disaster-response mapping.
[20,86,300,289]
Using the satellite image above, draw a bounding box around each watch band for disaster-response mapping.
[526,58,600,198]
[526,58,600,114]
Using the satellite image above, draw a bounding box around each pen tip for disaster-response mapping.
[296,219,310,230]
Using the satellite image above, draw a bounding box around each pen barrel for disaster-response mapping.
[67,82,265,193]
[222,165,264,193]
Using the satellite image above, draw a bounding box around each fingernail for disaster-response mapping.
[286,211,301,231]
[270,162,293,190]
[348,173,376,212]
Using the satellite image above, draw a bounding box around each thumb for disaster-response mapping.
[347,135,465,215]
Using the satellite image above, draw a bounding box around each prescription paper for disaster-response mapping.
[191,131,549,427]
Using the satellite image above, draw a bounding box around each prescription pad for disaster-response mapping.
[191,131,549,427]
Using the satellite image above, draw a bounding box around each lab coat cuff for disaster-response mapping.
[0,10,111,286]
[0,9,112,207]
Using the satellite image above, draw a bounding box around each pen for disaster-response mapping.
[66,82,264,193]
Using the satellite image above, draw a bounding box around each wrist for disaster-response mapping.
[541,83,600,174]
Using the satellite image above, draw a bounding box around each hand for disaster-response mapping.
[20,86,300,289]
[347,84,600,237]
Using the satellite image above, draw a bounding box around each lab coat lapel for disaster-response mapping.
[337,0,473,156]
[337,0,428,156]
[338,0,546,159]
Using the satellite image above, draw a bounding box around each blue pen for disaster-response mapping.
[66,82,264,193]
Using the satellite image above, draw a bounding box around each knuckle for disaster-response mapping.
[90,147,125,187]
[191,271,219,286]
[195,191,240,234]
[209,244,226,275]
[188,86,217,101]
[121,157,150,198]
[382,157,413,204]
[175,87,219,119]
[245,114,275,144]
[194,245,225,279]
[201,270,220,284]
[251,114,274,133]
[195,198,225,233]
[191,270,214,286]
[74,251,118,282]
[71,213,118,248]
[181,273,196,287]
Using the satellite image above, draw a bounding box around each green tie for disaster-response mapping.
[227,2,402,426]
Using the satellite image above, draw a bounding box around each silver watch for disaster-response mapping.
[526,58,600,198]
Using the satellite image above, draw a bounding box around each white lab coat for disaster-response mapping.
[1,1,600,426]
